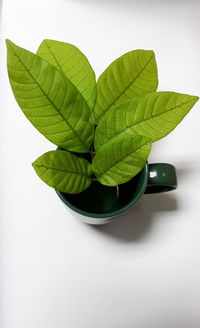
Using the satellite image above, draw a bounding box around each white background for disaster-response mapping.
[1,0,200,327]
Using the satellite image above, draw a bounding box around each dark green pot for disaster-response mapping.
[56,162,177,225]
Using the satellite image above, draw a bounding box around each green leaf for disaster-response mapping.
[92,134,151,186]
[32,150,92,194]
[94,92,199,150]
[37,39,97,111]
[6,39,94,153]
[94,50,158,123]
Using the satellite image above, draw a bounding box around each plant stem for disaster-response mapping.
[90,143,95,162]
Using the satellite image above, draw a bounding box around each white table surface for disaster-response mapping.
[1,1,200,327]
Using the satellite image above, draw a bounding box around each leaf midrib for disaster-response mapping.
[10,42,89,150]
[96,98,195,149]
[97,53,154,121]
[39,41,96,111]
[43,40,64,73]
[94,139,150,178]
[34,164,90,178]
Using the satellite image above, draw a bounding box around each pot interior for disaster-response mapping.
[56,165,147,218]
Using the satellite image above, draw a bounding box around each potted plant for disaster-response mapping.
[6,39,199,224]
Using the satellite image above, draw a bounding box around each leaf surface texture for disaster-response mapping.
[94,50,158,122]
[32,150,92,193]
[37,39,96,110]
[94,92,199,149]
[6,39,93,153]
[92,134,151,186]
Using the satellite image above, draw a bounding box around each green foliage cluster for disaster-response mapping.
[6,39,199,193]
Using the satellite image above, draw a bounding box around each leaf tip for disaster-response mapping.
[143,49,156,60]
[38,39,51,48]
[5,39,19,53]
[5,38,12,48]
[193,95,199,103]
[149,49,155,55]
[31,160,37,170]
[188,94,199,107]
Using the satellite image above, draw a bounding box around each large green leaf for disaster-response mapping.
[94,92,199,150]
[94,50,158,123]
[37,39,97,111]
[32,150,92,193]
[92,134,151,186]
[6,39,94,153]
